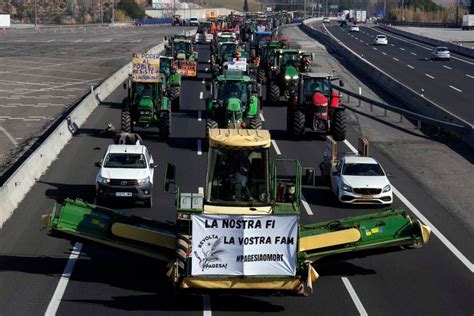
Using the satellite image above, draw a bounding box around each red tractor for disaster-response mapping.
[287,73,346,141]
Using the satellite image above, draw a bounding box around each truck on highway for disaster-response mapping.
[42,129,431,295]
[462,14,474,30]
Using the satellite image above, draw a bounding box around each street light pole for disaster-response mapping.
[34,0,37,26]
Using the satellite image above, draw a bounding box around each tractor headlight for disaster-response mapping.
[292,75,299,79]
[342,183,353,192]
[382,184,391,193]
[97,175,110,184]
[139,110,151,115]
[138,177,150,186]
[284,75,291,80]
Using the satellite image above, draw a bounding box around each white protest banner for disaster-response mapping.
[191,214,298,276]
[226,58,247,72]
[132,53,161,82]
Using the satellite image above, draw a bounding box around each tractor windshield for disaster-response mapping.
[281,52,300,67]
[198,22,211,32]
[303,77,331,100]
[175,42,191,53]
[135,83,154,99]
[160,58,171,76]
[207,147,270,206]
[218,81,248,103]
[219,44,237,56]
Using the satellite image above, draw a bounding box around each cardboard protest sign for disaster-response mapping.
[192,214,298,276]
[132,53,161,82]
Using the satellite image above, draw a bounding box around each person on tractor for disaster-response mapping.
[136,83,153,99]
[231,151,253,201]
[282,53,299,67]
[222,82,247,103]
[175,42,189,53]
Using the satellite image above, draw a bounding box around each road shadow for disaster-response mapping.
[39,181,96,204]
[315,260,375,277]
[269,128,327,142]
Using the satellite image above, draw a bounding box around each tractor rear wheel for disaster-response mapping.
[332,110,346,141]
[267,82,280,104]
[206,118,218,137]
[290,110,306,137]
[121,110,132,133]
[249,116,263,129]
[170,86,180,112]
[158,110,171,139]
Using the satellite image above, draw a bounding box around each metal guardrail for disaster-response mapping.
[332,84,471,134]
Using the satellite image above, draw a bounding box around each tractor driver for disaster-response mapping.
[136,83,153,99]
[224,82,242,99]
[231,151,253,201]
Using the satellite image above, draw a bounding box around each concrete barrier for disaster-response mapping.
[300,19,474,147]
[0,40,170,228]
[378,25,474,59]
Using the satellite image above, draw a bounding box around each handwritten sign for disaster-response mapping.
[132,53,161,82]
[191,214,298,276]
[172,60,197,77]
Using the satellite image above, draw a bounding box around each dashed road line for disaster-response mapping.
[425,73,435,79]
[341,277,368,316]
[199,91,203,99]
[400,47,406,51]
[198,111,202,121]
[443,65,452,70]
[449,85,462,92]
[203,295,212,316]
[390,43,395,47]
[373,47,378,50]
[259,113,265,122]
[197,139,202,155]
[0,126,18,146]
[45,242,83,316]
[271,140,281,155]
[393,57,399,61]
[407,65,415,69]
[411,52,417,55]
[301,194,313,215]
[382,52,387,55]
[466,74,474,79]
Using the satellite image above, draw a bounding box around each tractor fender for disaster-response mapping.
[248,96,259,116]
[161,97,170,111]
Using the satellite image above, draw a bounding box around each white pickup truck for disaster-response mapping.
[95,144,156,207]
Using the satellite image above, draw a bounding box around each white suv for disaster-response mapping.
[330,156,393,205]
[95,144,156,207]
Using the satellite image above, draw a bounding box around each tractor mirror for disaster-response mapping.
[339,80,344,87]
[164,163,176,192]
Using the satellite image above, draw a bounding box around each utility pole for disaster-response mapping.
[112,0,115,24]
[34,0,37,26]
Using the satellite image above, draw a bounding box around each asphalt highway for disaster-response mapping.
[320,22,474,124]
[0,25,192,173]
[0,31,473,315]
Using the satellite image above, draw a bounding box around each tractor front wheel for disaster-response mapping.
[257,69,266,84]
[290,110,306,137]
[249,116,263,129]
[332,110,346,141]
[121,110,132,133]
[206,118,218,137]
[170,86,181,112]
[158,110,171,139]
[267,82,280,104]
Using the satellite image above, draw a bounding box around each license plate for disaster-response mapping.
[361,195,374,199]
[115,192,132,197]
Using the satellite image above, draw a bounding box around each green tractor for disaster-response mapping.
[121,54,171,139]
[165,36,198,77]
[206,70,262,132]
[210,41,249,77]
[159,56,181,112]
[265,49,313,104]
[255,38,290,83]
[287,73,346,141]
[42,129,431,295]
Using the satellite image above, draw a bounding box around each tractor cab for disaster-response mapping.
[298,73,343,106]
[173,39,194,60]
[172,15,183,26]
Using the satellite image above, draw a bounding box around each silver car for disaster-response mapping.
[431,46,450,60]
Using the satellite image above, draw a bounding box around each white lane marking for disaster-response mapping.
[449,85,462,92]
[103,38,112,43]
[425,73,435,79]
[73,39,83,43]
[344,139,474,273]
[199,91,203,99]
[407,64,415,69]
[373,47,378,50]
[197,140,202,155]
[341,277,368,316]
[271,140,281,155]
[46,39,56,43]
[360,40,364,43]
[203,295,212,316]
[202,79,205,84]
[198,111,202,121]
[0,126,18,146]
[393,57,399,61]
[400,47,405,51]
[198,187,204,194]
[466,74,474,79]
[205,68,208,72]
[301,194,313,215]
[390,43,395,47]
[411,52,417,56]
[259,113,265,122]
[45,242,83,316]
[443,65,452,70]
[382,52,387,55]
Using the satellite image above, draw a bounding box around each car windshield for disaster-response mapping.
[207,148,269,205]
[437,47,448,52]
[342,163,385,176]
[104,153,147,168]
[377,35,386,39]
[303,77,331,99]
[281,52,300,67]
[218,81,248,103]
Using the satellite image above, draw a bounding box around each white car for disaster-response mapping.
[190,17,199,26]
[330,156,393,205]
[349,25,360,32]
[431,46,450,60]
[323,17,330,23]
[95,144,156,207]
[374,34,388,45]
